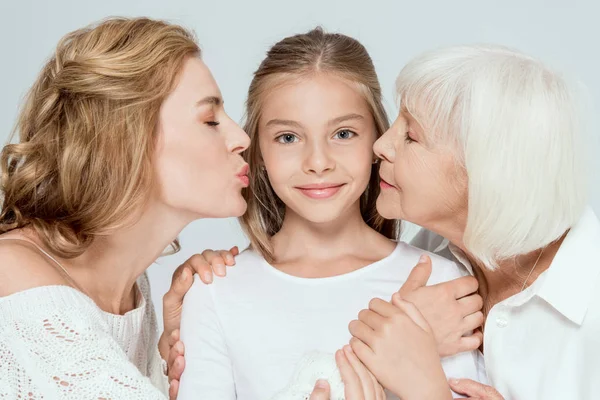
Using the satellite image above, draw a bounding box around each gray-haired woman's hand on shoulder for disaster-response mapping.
[398,255,484,357]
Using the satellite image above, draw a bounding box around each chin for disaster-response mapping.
[192,198,248,219]
[376,196,403,220]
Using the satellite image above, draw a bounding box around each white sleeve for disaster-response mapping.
[178,275,236,400]
[0,289,167,399]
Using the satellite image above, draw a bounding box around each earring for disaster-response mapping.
[372,158,379,164]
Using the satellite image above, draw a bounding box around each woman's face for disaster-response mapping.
[258,74,377,224]
[154,57,250,219]
[373,110,468,232]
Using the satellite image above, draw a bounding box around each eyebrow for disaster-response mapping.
[328,113,364,126]
[196,96,222,107]
[265,113,365,130]
[265,119,303,129]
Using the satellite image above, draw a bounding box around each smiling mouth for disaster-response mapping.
[295,183,346,199]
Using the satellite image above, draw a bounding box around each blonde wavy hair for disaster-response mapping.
[0,17,200,257]
[240,27,399,262]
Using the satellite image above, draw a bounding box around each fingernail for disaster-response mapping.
[203,272,213,283]
[419,254,428,263]
[449,378,460,386]
[343,345,353,354]
[214,264,226,277]
[316,379,328,389]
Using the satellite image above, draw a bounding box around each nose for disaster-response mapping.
[226,117,250,154]
[302,141,335,175]
[373,127,395,164]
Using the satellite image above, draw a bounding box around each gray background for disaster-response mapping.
[1,0,598,328]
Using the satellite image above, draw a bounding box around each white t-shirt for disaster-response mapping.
[178,241,483,400]
[410,206,600,400]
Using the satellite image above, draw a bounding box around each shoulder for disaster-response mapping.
[184,248,267,302]
[409,228,448,253]
[0,239,69,297]
[394,241,466,282]
[215,247,268,282]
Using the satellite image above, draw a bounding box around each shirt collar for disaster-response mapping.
[536,207,600,325]
[443,207,600,325]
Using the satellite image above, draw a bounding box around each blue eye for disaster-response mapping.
[334,129,356,140]
[276,133,299,144]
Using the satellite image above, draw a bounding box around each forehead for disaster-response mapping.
[260,74,372,124]
[171,57,221,100]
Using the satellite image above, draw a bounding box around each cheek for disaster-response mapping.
[345,145,374,182]
[156,130,228,197]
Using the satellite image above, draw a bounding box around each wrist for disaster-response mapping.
[400,369,452,400]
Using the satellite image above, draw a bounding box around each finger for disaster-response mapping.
[167,341,184,372]
[365,365,381,400]
[368,298,397,318]
[349,337,375,371]
[343,345,375,400]
[348,320,375,349]
[456,329,484,353]
[309,380,331,400]
[230,246,240,257]
[167,329,180,348]
[450,276,479,299]
[169,379,179,400]
[336,349,364,400]
[220,249,236,266]
[201,250,227,277]
[391,293,430,332]
[457,293,484,317]
[168,355,185,382]
[358,309,385,330]
[398,255,432,297]
[376,383,386,400]
[462,311,485,332]
[168,264,194,298]
[449,378,504,399]
[163,267,194,315]
[185,254,214,284]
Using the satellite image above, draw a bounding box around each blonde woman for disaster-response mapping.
[0,17,251,399]
[177,28,485,400]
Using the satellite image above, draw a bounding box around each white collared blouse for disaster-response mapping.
[411,207,600,400]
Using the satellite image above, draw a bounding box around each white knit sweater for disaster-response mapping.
[0,272,169,399]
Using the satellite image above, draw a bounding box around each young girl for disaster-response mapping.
[177,28,484,400]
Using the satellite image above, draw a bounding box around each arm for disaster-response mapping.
[177,275,236,400]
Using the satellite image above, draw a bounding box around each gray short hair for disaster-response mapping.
[396,44,588,268]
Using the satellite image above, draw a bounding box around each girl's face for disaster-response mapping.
[154,58,251,220]
[258,74,377,224]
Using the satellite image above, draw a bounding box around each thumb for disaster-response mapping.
[398,254,432,297]
[163,267,193,321]
[309,380,331,400]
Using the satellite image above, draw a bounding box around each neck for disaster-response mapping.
[62,201,191,315]
[431,215,566,309]
[469,235,565,309]
[273,202,379,262]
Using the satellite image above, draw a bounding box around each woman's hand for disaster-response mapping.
[398,255,484,357]
[349,294,453,400]
[449,379,505,399]
[308,346,386,400]
[158,246,239,399]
